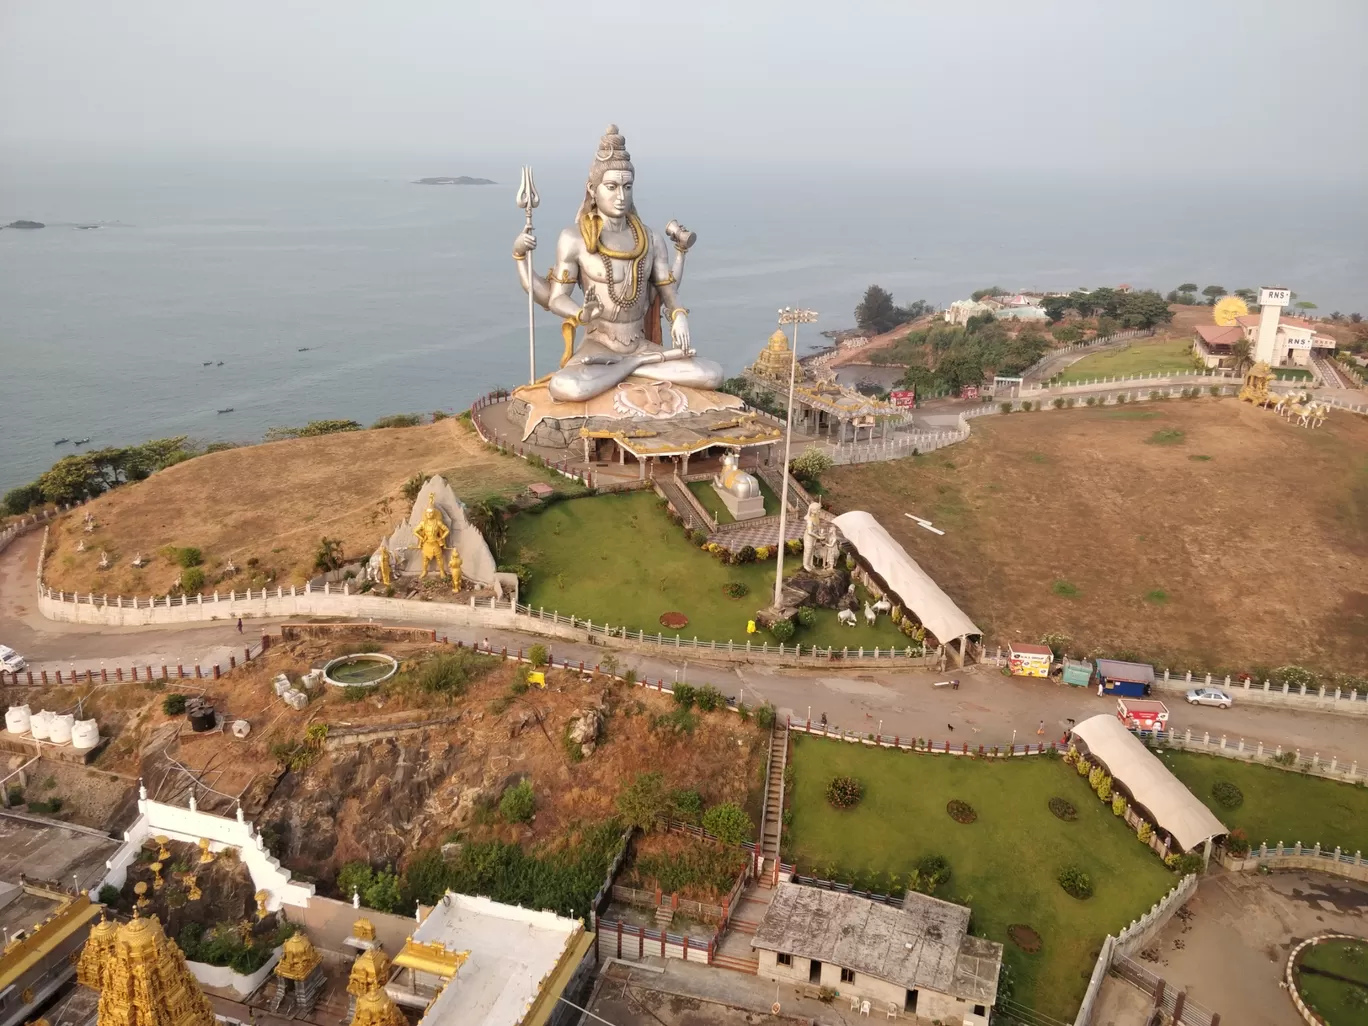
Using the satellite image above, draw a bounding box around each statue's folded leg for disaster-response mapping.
[632,356,725,390]
[548,359,636,402]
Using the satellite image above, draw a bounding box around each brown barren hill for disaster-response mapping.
[42,419,575,596]
[824,399,1368,674]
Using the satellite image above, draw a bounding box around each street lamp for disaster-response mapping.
[772,306,819,609]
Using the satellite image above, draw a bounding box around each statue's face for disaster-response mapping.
[594,169,633,218]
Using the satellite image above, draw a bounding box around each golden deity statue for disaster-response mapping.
[448,549,462,592]
[411,495,450,577]
[378,546,392,589]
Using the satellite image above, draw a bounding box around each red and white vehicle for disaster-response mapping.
[1116,698,1169,731]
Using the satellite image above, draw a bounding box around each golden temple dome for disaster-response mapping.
[76,911,119,990]
[750,328,804,383]
[348,987,407,1026]
[276,930,323,981]
[347,948,393,998]
[86,911,215,1026]
[767,328,788,349]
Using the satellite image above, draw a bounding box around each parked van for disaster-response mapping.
[0,646,27,672]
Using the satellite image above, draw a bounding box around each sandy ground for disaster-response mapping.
[39,417,564,595]
[1093,869,1368,1026]
[824,399,1368,674]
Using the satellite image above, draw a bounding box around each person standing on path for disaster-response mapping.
[1037,719,1045,735]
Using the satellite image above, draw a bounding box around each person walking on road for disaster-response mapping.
[1037,719,1045,735]
[237,617,243,634]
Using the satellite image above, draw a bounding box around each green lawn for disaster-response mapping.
[685,476,781,525]
[1273,366,1315,381]
[505,492,910,649]
[785,737,1175,1022]
[1298,939,1368,1026]
[1053,340,1200,383]
[1157,751,1368,853]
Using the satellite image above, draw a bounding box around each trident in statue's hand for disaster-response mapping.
[516,167,540,384]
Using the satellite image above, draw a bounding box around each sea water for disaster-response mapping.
[1,158,1363,493]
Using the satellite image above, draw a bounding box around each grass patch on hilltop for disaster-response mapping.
[785,738,1174,1021]
[1053,340,1200,384]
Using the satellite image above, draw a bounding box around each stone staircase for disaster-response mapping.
[654,905,674,929]
[656,475,716,532]
[759,724,789,882]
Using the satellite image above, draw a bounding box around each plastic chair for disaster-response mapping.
[860,1000,871,1017]
[850,995,861,1011]
[886,1002,898,1019]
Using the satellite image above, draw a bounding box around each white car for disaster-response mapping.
[1186,687,1232,709]
[0,645,26,672]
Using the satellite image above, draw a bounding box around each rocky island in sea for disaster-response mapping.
[412,176,495,185]
[5,220,45,229]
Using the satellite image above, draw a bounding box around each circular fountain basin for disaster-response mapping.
[322,653,398,688]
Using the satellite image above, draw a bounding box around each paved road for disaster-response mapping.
[4,529,1365,764]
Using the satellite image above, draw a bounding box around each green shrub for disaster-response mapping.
[1057,865,1093,899]
[98,884,121,905]
[796,606,817,628]
[172,546,203,568]
[735,545,757,564]
[335,862,404,913]
[402,474,425,501]
[672,683,696,708]
[415,650,499,696]
[1225,828,1250,857]
[1211,780,1243,808]
[162,693,188,715]
[701,801,753,845]
[755,702,777,729]
[527,644,548,668]
[1163,853,1205,875]
[907,853,951,895]
[694,685,724,712]
[826,776,864,809]
[724,581,749,599]
[770,619,796,642]
[790,448,833,484]
[999,402,1013,414]
[371,413,422,429]
[616,772,671,832]
[1137,820,1153,844]
[179,567,205,593]
[671,788,704,824]
[431,410,449,421]
[499,779,536,823]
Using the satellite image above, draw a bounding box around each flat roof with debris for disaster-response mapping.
[751,883,1002,1003]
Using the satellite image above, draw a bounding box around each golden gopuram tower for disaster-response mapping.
[748,329,805,384]
[78,910,215,1026]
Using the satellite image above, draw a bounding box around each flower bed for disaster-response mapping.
[659,611,689,629]
[1049,797,1077,821]
[947,799,977,824]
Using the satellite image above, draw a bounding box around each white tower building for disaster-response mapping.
[1253,286,1291,365]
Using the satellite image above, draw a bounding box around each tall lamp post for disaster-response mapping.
[772,306,819,609]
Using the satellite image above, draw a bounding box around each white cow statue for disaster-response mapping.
[872,598,892,614]
[864,602,877,625]
[838,609,858,627]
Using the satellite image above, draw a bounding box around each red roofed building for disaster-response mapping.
[1193,305,1337,369]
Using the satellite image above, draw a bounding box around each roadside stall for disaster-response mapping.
[1007,643,1053,678]
[1061,658,1093,687]
[1095,658,1155,697]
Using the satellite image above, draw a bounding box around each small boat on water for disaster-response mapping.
[216,361,224,366]
[297,347,311,352]
[217,408,234,414]
[54,438,70,445]
[202,361,213,366]
[74,437,91,445]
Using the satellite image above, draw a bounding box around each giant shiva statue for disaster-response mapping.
[513,125,725,402]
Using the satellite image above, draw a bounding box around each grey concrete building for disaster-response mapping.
[751,883,1002,1025]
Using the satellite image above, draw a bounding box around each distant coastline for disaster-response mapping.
[412,176,495,186]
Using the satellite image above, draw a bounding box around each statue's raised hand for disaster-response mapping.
[512,230,537,258]
[670,310,691,352]
[580,287,604,326]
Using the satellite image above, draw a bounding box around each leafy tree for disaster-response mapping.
[855,285,898,334]
[1117,290,1175,329]
[180,568,206,592]
[1042,296,1072,323]
[1068,291,1098,318]
[1096,315,1120,337]
[616,771,672,832]
[1053,325,1083,343]
[790,448,833,484]
[314,536,345,572]
[1294,301,1318,316]
[467,499,509,560]
[1228,338,1253,375]
[970,286,1008,302]
[701,802,753,846]
[336,862,404,913]
[1201,285,1227,305]
[1351,313,1363,323]
[3,484,43,515]
[895,299,932,323]
[1165,290,1179,304]
[1233,288,1258,304]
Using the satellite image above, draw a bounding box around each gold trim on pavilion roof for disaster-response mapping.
[792,381,900,420]
[394,937,471,979]
[275,930,323,981]
[1,892,103,992]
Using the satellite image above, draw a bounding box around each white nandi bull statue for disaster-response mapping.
[864,602,877,625]
[838,608,858,627]
[872,597,892,615]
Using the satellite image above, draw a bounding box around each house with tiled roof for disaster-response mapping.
[1193,301,1337,369]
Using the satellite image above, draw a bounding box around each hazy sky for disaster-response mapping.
[3,0,1366,174]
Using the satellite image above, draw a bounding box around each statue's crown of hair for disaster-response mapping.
[588,123,633,188]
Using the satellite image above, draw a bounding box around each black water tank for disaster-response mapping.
[185,698,217,732]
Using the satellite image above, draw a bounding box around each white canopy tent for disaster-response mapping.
[1070,714,1227,853]
[832,511,982,660]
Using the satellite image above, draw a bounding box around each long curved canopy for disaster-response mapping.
[833,511,982,646]
[1071,714,1227,852]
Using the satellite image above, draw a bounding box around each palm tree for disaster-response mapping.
[1228,338,1253,376]
[467,499,509,560]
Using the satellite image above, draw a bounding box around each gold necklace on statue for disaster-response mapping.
[598,213,648,309]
